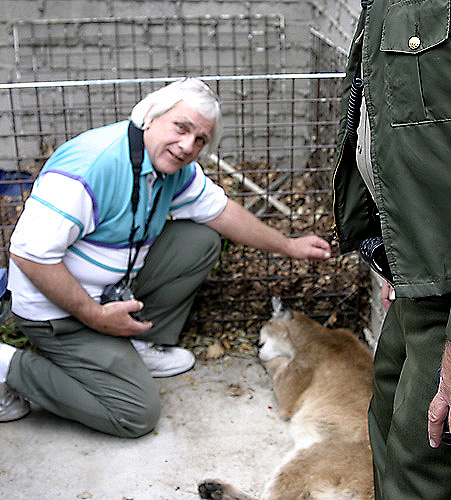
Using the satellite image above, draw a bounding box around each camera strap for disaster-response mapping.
[121,121,162,287]
[128,121,144,220]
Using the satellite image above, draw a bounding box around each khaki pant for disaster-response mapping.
[369,296,451,499]
[7,220,221,437]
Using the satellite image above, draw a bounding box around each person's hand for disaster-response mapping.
[87,299,153,337]
[381,280,395,312]
[9,255,152,337]
[428,341,451,448]
[286,235,331,261]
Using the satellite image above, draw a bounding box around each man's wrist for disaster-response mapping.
[75,298,104,329]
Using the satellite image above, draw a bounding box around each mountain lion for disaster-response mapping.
[198,298,374,500]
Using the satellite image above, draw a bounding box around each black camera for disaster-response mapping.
[359,236,393,286]
[100,282,144,321]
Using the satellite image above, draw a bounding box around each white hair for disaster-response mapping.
[130,77,223,153]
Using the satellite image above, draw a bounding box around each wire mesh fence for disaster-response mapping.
[0,72,369,350]
[0,16,369,353]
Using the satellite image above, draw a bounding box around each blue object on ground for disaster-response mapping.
[0,268,10,324]
[0,268,7,297]
[0,170,33,196]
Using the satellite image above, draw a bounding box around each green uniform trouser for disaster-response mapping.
[369,296,451,500]
[7,220,221,438]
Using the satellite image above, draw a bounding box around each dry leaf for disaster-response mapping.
[229,384,243,397]
[206,343,225,359]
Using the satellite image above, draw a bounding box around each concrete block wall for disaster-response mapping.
[0,0,360,81]
[308,0,360,52]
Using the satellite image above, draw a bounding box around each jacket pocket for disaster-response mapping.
[380,0,451,126]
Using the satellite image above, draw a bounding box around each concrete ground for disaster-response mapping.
[0,355,292,500]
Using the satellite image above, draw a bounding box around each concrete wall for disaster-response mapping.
[0,0,360,81]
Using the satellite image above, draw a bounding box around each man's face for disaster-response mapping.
[143,100,215,175]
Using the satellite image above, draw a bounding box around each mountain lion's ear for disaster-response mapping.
[271,296,292,320]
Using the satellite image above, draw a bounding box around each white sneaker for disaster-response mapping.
[0,382,30,422]
[131,340,195,378]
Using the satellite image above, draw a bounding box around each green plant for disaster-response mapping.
[210,238,232,278]
[1,322,31,349]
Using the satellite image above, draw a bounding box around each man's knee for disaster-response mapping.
[98,346,162,438]
[112,385,161,438]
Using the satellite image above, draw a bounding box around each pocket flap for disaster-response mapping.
[380,0,450,54]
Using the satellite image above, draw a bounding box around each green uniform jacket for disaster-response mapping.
[333,0,451,298]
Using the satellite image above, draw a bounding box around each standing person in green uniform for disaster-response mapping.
[334,1,451,498]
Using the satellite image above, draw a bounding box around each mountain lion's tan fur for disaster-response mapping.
[199,300,374,500]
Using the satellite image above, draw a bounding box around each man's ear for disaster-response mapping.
[143,106,154,129]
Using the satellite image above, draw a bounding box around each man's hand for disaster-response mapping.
[381,280,395,312]
[89,300,153,337]
[10,254,152,337]
[285,235,331,261]
[428,340,451,448]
